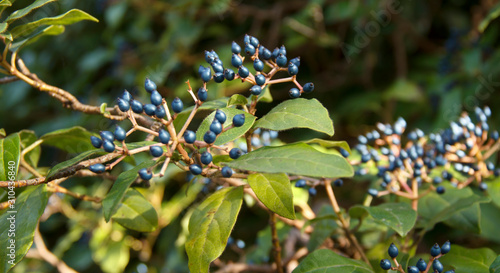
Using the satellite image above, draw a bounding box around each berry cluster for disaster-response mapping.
[349,107,498,207]
[380,242,452,273]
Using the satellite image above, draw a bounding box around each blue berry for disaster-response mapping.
[114,126,126,141]
[231,41,241,54]
[441,241,451,254]
[100,131,115,142]
[436,186,445,194]
[289,88,300,98]
[339,148,349,157]
[199,66,212,82]
[276,54,287,67]
[224,68,235,81]
[89,163,106,173]
[120,90,132,101]
[138,168,152,180]
[210,120,223,135]
[158,129,170,144]
[442,171,452,181]
[117,98,130,112]
[150,90,163,106]
[250,85,262,96]
[368,188,378,197]
[479,182,488,191]
[143,104,156,116]
[130,100,143,113]
[171,97,184,113]
[229,148,243,159]
[102,140,115,153]
[432,259,443,273]
[430,243,441,257]
[279,45,287,55]
[204,50,215,63]
[433,177,442,184]
[231,54,243,68]
[253,59,264,71]
[380,259,392,270]
[155,105,166,118]
[443,270,455,273]
[388,243,399,258]
[303,82,314,93]
[249,36,259,47]
[145,78,157,93]
[416,259,427,271]
[244,43,256,55]
[233,114,245,127]
[272,47,280,59]
[189,164,202,175]
[211,63,224,73]
[184,130,196,144]
[260,47,272,60]
[204,131,217,144]
[198,87,208,101]
[491,130,499,141]
[150,146,163,157]
[407,266,419,273]
[290,57,300,67]
[238,66,250,78]
[90,136,103,148]
[333,179,343,187]
[215,109,227,123]
[200,151,213,165]
[288,63,298,75]
[213,72,225,83]
[308,187,317,196]
[255,74,266,86]
[221,166,233,177]
[295,179,307,187]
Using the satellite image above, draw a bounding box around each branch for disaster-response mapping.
[31,224,78,273]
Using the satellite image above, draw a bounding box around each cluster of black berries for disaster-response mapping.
[380,242,452,272]
[348,107,498,199]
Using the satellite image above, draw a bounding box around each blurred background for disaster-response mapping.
[1,0,500,272]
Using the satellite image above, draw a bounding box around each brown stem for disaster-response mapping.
[269,212,284,273]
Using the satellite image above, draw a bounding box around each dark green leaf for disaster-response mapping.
[293,249,374,273]
[228,143,353,178]
[46,149,105,179]
[10,25,65,52]
[41,126,95,153]
[247,173,295,219]
[0,133,20,181]
[112,189,158,232]
[227,94,249,107]
[301,138,351,153]
[102,160,156,221]
[490,255,500,273]
[254,98,334,136]
[487,177,500,207]
[186,186,244,273]
[256,86,273,103]
[173,98,229,131]
[349,203,416,236]
[479,2,500,32]
[19,130,40,168]
[196,107,256,146]
[439,245,496,273]
[5,0,57,23]
[0,23,7,34]
[0,185,50,273]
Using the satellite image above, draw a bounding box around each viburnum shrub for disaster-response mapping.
[1,2,500,273]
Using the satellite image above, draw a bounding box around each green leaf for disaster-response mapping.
[112,189,158,232]
[479,2,500,32]
[439,245,496,273]
[186,186,244,273]
[46,149,105,179]
[256,86,273,103]
[306,205,338,251]
[0,23,7,34]
[0,128,5,137]
[173,98,229,131]
[490,255,500,273]
[196,107,256,146]
[0,31,12,41]
[19,130,40,168]
[247,173,295,219]
[11,9,99,39]
[383,79,423,102]
[0,185,50,273]
[227,143,353,178]
[254,98,334,136]
[102,160,156,222]
[0,0,11,18]
[0,133,20,181]
[40,126,95,153]
[487,177,500,207]
[5,0,57,23]
[349,203,416,236]
[227,94,249,107]
[10,25,65,53]
[293,249,374,273]
[301,138,351,153]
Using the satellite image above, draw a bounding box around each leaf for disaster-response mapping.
[196,107,256,146]
[348,203,416,236]
[306,205,338,251]
[301,138,351,153]
[487,177,500,207]
[227,94,249,107]
[253,98,334,136]
[46,149,105,179]
[112,189,158,232]
[256,86,273,103]
[0,185,50,273]
[5,0,57,23]
[0,133,20,181]
[490,255,500,273]
[0,23,7,34]
[41,126,95,153]
[0,128,5,137]
[173,98,229,131]
[10,25,65,53]
[19,130,40,168]
[439,245,496,273]
[383,79,423,102]
[293,249,374,273]
[11,9,99,39]
[102,160,156,222]
[186,186,244,273]
[227,143,353,178]
[247,173,295,219]
[479,2,500,32]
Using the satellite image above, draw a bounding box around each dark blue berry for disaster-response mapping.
[442,171,452,181]
[89,163,106,173]
[260,47,272,60]
[308,187,317,196]
[184,130,196,144]
[231,41,241,54]
[333,179,343,187]
[229,148,243,159]
[145,78,157,93]
[443,270,455,273]
[199,66,212,82]
[289,88,300,98]
[479,182,488,191]
[433,177,442,184]
[204,50,215,63]
[231,54,243,68]
[221,166,233,177]
[380,259,392,270]
[295,179,307,188]
[407,266,419,273]
[436,186,445,194]
[491,131,499,141]
[339,148,349,157]
[238,66,250,78]
[233,114,245,127]
[158,129,170,144]
[388,243,399,258]
[90,136,102,148]
[288,63,298,75]
[117,98,130,112]
[120,90,132,101]
[102,140,115,153]
[100,131,115,142]
[290,57,300,67]
[272,47,280,59]
[224,68,235,81]
[245,43,256,55]
[138,168,152,180]
[249,36,259,47]
[276,54,287,67]
[143,104,156,116]
[255,74,266,86]
[430,243,441,257]
[198,87,208,101]
[432,259,443,273]
[368,188,378,197]
[130,100,143,113]
[441,241,451,254]
[416,259,427,271]
[303,82,314,93]
[211,63,224,73]
[253,59,264,71]
[155,105,166,118]
[171,97,184,113]
[250,85,262,96]
[200,151,213,165]
[150,146,164,157]
[150,90,162,106]
[204,131,217,144]
[114,126,126,141]
[189,164,202,175]
[213,72,225,83]
[215,109,227,123]
[279,45,286,55]
[210,120,223,135]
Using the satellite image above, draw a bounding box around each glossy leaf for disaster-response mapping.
[11,9,98,38]
[11,25,65,52]
[0,185,50,273]
[349,203,416,236]
[196,107,256,146]
[46,149,105,179]
[19,130,40,168]
[439,245,496,273]
[0,23,7,34]
[5,0,57,23]
[41,126,95,153]
[227,94,248,107]
[490,255,500,273]
[102,160,156,221]
[247,173,295,219]
[0,133,20,181]
[293,249,374,273]
[112,189,158,232]
[253,98,334,136]
[301,138,351,153]
[479,2,500,32]
[228,143,353,178]
[186,186,244,273]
